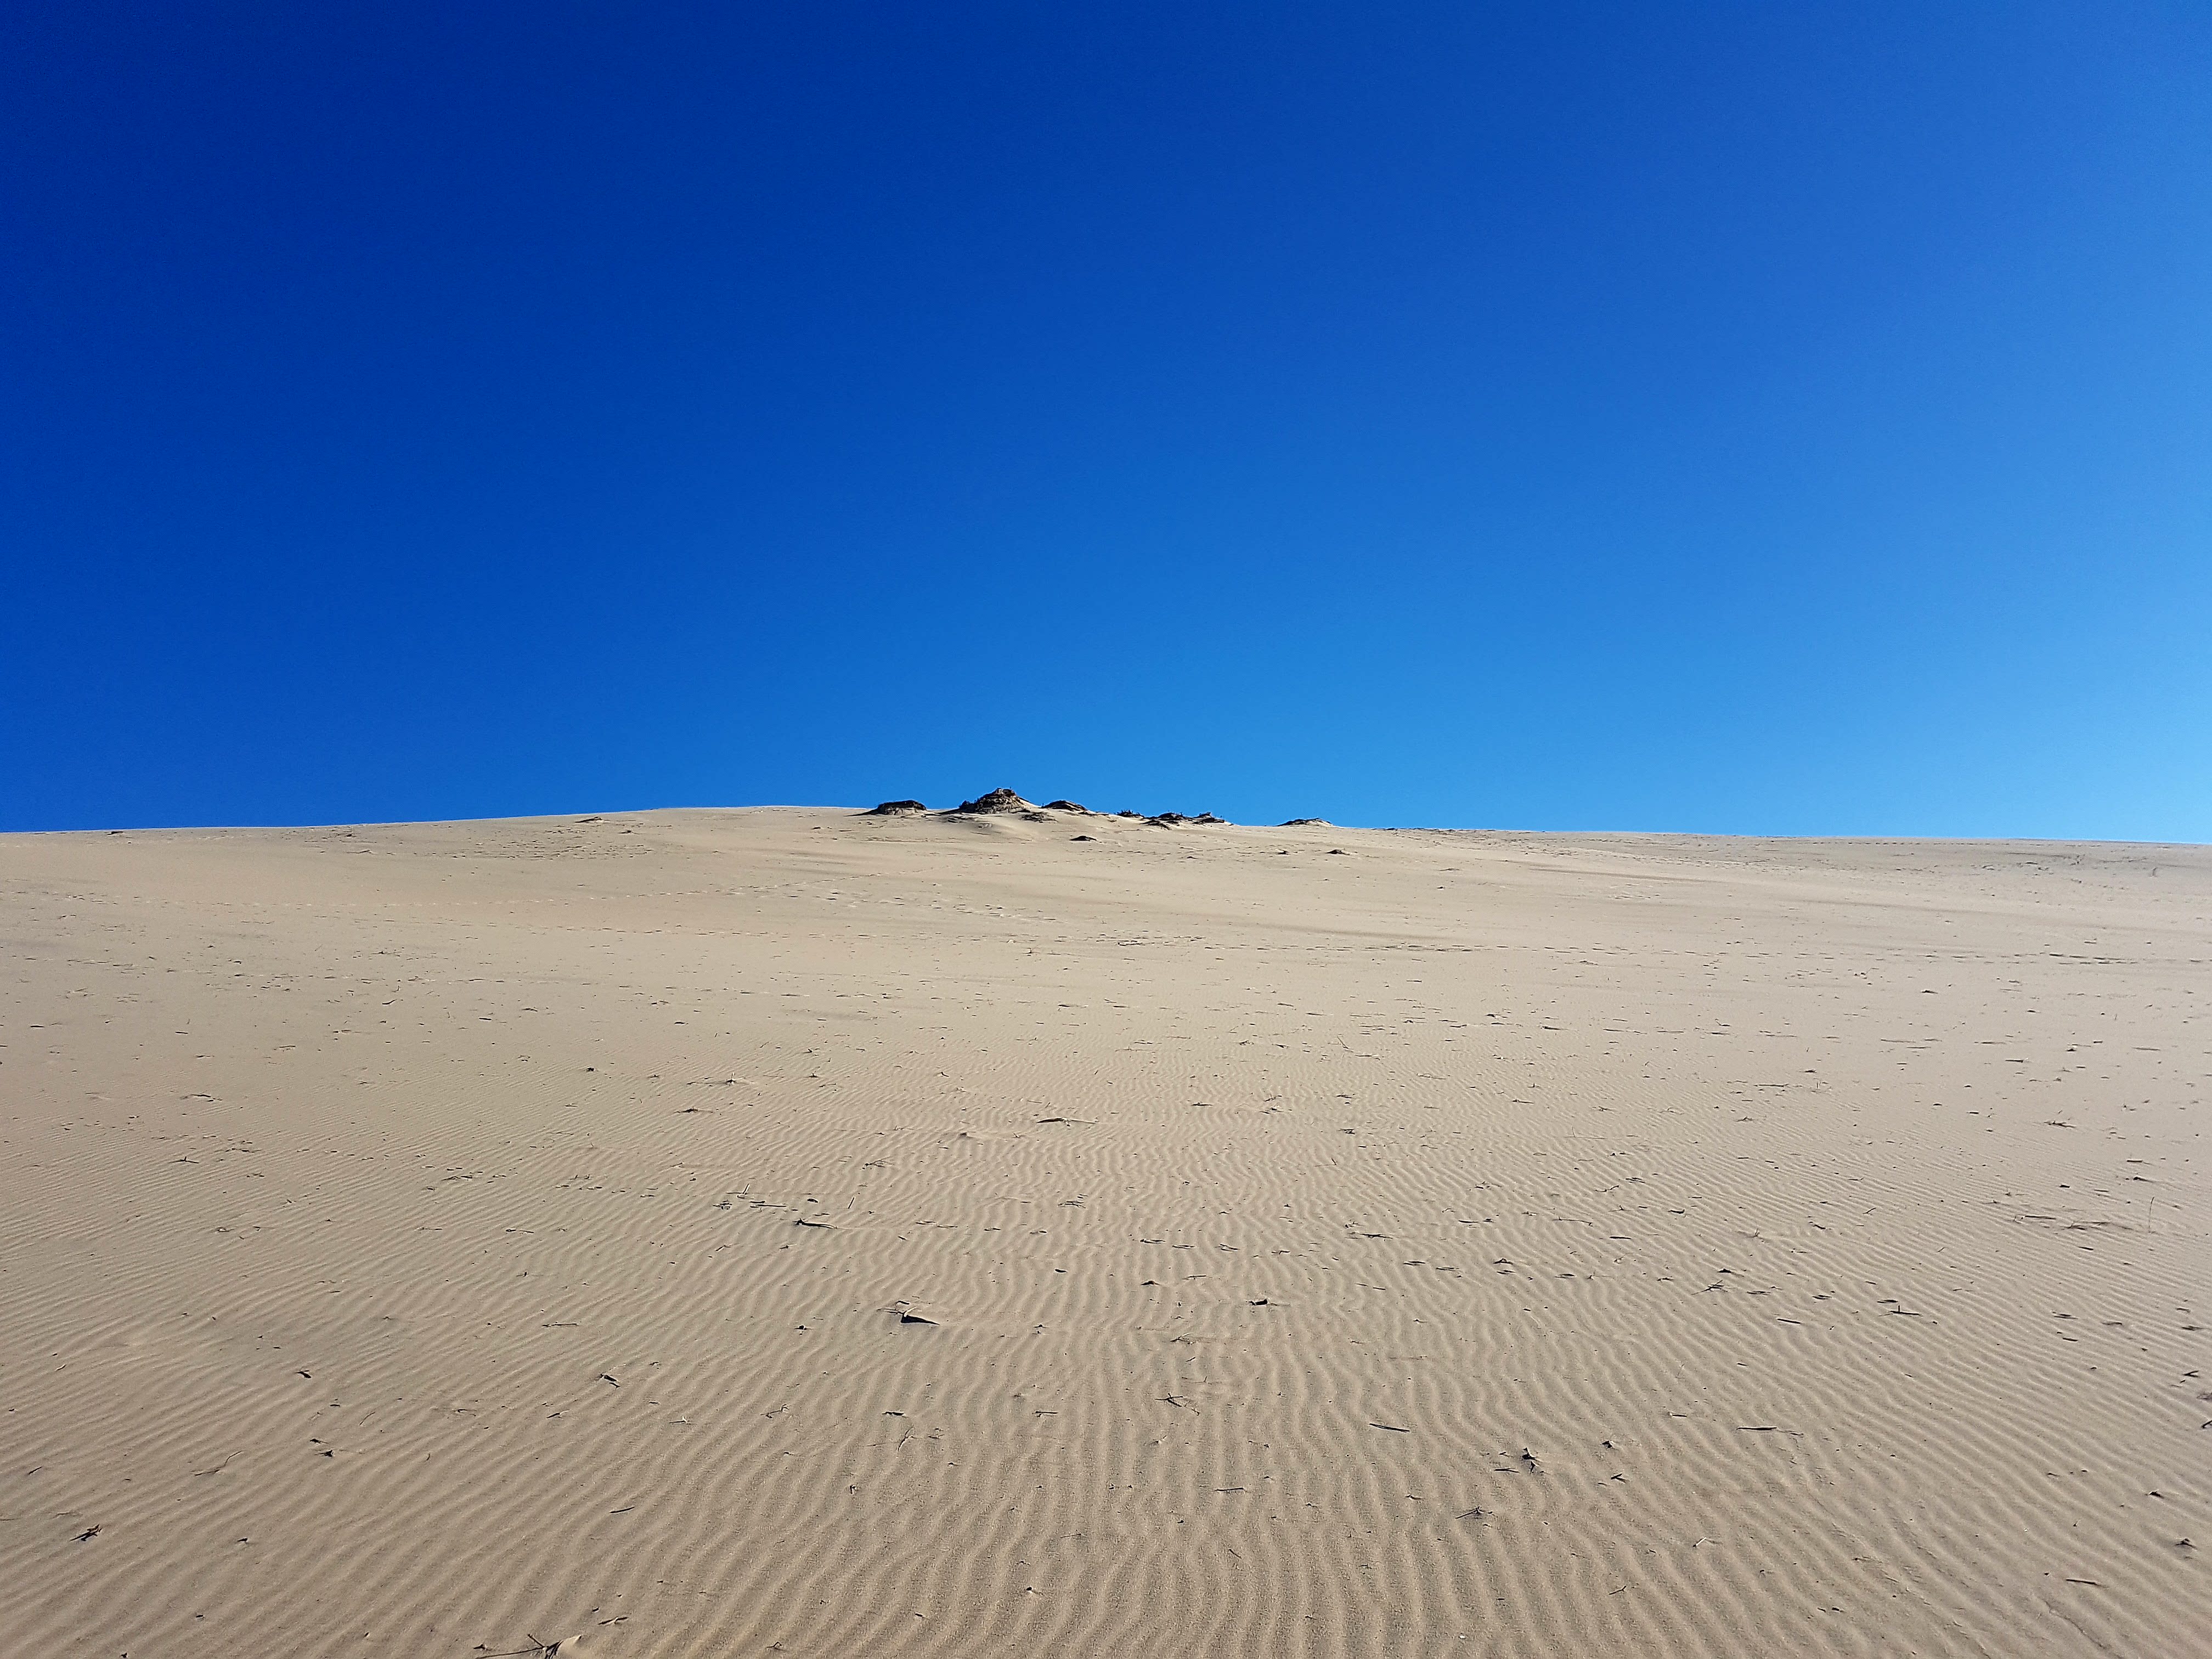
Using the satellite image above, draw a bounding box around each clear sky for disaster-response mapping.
[5,4,2208,838]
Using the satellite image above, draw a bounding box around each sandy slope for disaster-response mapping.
[2,804,2207,1658]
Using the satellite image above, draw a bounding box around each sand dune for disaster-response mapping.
[2,805,2207,1656]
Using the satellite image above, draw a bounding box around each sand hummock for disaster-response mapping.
[2,808,2207,1658]
[946,786,1032,814]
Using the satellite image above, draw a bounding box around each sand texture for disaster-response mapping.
[3,806,2208,1657]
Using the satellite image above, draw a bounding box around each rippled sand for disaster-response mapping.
[3,806,2206,1657]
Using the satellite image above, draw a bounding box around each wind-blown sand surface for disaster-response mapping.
[3,805,2207,1658]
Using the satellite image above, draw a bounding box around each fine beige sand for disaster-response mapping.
[3,803,2208,1657]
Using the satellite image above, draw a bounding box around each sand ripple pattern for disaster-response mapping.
[2,809,2207,1656]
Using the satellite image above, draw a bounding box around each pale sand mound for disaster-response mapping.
[1,809,2207,1657]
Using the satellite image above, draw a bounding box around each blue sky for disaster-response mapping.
[5,4,2208,837]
